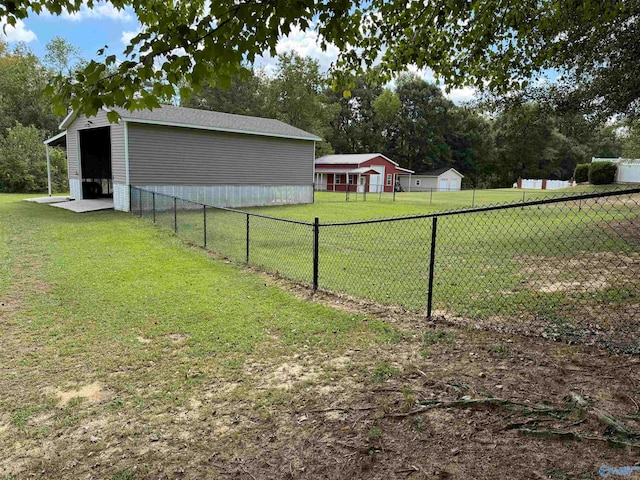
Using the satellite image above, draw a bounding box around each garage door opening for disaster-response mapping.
[79,127,112,199]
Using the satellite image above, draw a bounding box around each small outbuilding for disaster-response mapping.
[45,105,321,211]
[314,153,414,193]
[397,167,464,192]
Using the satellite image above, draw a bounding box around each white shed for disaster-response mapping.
[398,167,464,192]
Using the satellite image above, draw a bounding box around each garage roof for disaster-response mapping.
[414,167,465,178]
[315,153,414,173]
[59,105,322,142]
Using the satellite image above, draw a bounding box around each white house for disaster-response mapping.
[397,167,464,192]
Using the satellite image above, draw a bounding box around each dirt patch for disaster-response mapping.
[4,314,640,479]
[520,251,640,294]
[538,279,609,293]
[136,335,152,344]
[605,217,640,243]
[168,333,190,343]
[265,361,320,389]
[53,383,109,407]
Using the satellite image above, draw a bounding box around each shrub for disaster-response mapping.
[0,123,68,193]
[573,163,590,183]
[588,162,617,185]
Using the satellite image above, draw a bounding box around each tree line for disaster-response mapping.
[1,40,640,193]
[0,39,78,193]
[184,52,640,188]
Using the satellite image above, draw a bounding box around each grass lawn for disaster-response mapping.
[2,193,640,479]
[150,186,640,352]
[244,185,628,223]
[0,194,396,474]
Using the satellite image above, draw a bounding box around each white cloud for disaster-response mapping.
[255,25,340,74]
[45,2,133,22]
[403,65,478,105]
[275,26,340,67]
[121,28,141,45]
[0,17,37,43]
[444,86,477,105]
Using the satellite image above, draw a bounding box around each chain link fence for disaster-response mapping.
[314,182,638,207]
[130,186,640,353]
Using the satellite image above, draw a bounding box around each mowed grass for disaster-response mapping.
[159,186,640,343]
[4,194,639,479]
[0,195,399,413]
[246,185,627,223]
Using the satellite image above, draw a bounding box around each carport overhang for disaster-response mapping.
[43,131,67,197]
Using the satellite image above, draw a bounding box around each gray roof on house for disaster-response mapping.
[415,167,464,177]
[61,105,322,141]
[315,153,396,165]
[316,153,415,173]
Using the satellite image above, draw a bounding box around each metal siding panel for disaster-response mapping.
[65,110,125,182]
[69,178,82,199]
[113,183,130,211]
[140,184,313,207]
[66,128,79,179]
[111,123,126,183]
[127,124,314,186]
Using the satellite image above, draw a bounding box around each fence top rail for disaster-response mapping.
[131,185,640,228]
[131,187,314,226]
[319,187,640,226]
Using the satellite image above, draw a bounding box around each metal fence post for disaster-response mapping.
[152,192,156,223]
[522,190,526,203]
[430,188,433,205]
[173,197,177,233]
[245,213,250,264]
[426,216,438,319]
[313,217,319,291]
[472,188,476,207]
[139,189,143,217]
[203,205,207,248]
[393,188,396,202]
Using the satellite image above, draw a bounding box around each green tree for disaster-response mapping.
[0,0,629,121]
[372,88,401,143]
[488,103,610,186]
[324,75,385,153]
[621,122,640,158]
[350,0,639,120]
[44,36,83,76]
[263,52,338,155]
[0,124,67,193]
[373,89,401,125]
[386,74,454,172]
[444,108,495,188]
[0,42,60,136]
[181,66,267,116]
[587,125,623,159]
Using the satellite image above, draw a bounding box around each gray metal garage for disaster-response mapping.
[45,105,321,211]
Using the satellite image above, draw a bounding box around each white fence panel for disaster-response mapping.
[618,162,640,183]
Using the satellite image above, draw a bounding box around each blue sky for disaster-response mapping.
[1,4,137,60]
[1,2,478,103]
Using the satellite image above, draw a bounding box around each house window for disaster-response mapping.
[335,174,342,184]
[415,179,421,186]
[386,174,392,186]
[348,174,355,185]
